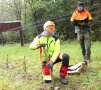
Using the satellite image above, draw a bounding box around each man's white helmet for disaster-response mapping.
[43,21,55,31]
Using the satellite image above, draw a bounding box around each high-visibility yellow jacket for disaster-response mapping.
[29,34,60,62]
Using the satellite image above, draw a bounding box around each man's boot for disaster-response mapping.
[81,61,88,71]
[60,77,68,85]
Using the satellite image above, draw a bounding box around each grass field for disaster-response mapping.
[0,41,101,90]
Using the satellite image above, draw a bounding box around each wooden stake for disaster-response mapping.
[6,55,9,69]
[23,56,28,80]
[23,56,27,73]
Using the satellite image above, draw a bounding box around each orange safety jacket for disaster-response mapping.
[70,9,92,28]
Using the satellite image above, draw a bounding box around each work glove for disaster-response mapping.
[37,43,46,48]
[47,60,53,68]
[79,22,85,26]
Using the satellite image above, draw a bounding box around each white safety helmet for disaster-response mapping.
[43,21,55,31]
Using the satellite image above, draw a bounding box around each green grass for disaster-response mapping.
[0,41,101,90]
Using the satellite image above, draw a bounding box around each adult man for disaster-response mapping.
[29,21,69,85]
[70,2,92,62]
